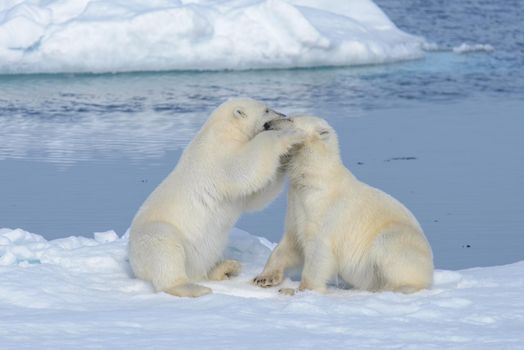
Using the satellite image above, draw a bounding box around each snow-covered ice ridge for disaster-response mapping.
[1,227,523,349]
[0,0,426,74]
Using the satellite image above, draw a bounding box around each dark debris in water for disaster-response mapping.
[384,156,417,162]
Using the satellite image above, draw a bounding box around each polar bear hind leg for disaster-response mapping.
[370,226,433,293]
[129,221,212,298]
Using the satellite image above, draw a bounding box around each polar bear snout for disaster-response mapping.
[264,118,294,131]
[272,110,287,119]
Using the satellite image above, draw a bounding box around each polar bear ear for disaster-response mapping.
[317,128,330,140]
[233,107,248,119]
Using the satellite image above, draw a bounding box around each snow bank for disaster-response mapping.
[0,0,426,74]
[0,227,523,349]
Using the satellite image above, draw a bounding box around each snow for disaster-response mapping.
[0,0,426,74]
[1,227,523,349]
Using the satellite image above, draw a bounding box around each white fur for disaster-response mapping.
[128,98,304,297]
[254,116,434,294]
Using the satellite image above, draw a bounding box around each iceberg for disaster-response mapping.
[0,0,426,74]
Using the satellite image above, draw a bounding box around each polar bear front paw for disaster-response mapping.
[279,129,307,149]
[253,270,283,288]
[208,260,241,281]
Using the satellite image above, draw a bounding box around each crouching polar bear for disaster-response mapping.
[254,116,433,294]
[129,98,305,297]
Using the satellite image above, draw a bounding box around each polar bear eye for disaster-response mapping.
[265,108,269,114]
[234,108,248,119]
[318,128,330,140]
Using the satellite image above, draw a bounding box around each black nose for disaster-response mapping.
[263,122,271,130]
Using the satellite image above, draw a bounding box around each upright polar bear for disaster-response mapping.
[129,98,304,297]
[254,116,433,294]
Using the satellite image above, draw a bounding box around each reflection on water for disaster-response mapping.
[0,112,198,165]
[1,48,522,166]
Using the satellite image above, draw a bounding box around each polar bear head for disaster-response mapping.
[266,115,339,156]
[205,98,286,142]
[264,115,341,171]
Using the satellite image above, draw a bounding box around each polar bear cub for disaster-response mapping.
[129,98,305,297]
[254,116,433,294]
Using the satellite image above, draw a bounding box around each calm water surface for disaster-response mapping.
[1,0,523,269]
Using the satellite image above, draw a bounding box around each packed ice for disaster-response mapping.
[0,0,427,74]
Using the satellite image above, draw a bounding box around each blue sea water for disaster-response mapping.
[0,0,523,269]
